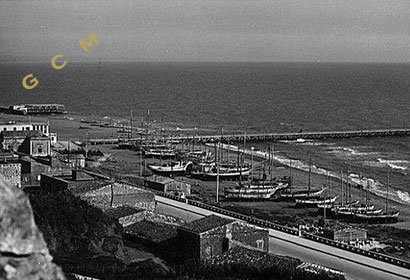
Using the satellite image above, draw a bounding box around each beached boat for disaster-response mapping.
[280,188,325,200]
[191,162,252,180]
[224,179,288,200]
[280,159,325,200]
[295,196,338,207]
[144,148,176,158]
[147,161,193,175]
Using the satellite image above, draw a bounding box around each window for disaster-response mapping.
[205,245,213,257]
[13,127,16,131]
[3,128,6,131]
[256,239,264,250]
[26,127,30,130]
[38,146,43,154]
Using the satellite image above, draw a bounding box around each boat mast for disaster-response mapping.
[238,146,242,181]
[308,158,312,197]
[130,110,133,140]
[386,172,389,213]
[216,142,220,203]
[359,173,363,205]
[340,170,344,206]
[289,159,292,192]
[365,179,369,209]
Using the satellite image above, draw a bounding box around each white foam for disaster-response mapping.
[377,158,409,171]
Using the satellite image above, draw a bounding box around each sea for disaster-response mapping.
[2,62,410,206]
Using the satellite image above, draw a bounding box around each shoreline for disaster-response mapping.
[216,143,410,207]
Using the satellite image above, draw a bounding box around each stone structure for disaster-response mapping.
[40,171,156,211]
[144,175,191,198]
[104,206,146,227]
[0,177,65,279]
[323,226,368,243]
[18,134,51,157]
[0,162,21,188]
[0,131,44,151]
[178,215,269,262]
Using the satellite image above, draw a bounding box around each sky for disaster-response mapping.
[1,0,410,63]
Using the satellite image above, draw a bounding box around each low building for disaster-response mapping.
[0,121,50,136]
[321,226,367,243]
[178,215,269,262]
[0,161,21,188]
[40,170,156,211]
[104,206,146,227]
[144,175,191,198]
[0,130,44,151]
[18,134,51,157]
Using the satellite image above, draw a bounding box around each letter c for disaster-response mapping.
[51,54,67,70]
[22,74,39,90]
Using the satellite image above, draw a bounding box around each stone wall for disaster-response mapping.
[80,183,156,211]
[0,162,21,188]
[231,222,269,252]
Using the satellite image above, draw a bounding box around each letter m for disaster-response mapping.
[78,33,99,52]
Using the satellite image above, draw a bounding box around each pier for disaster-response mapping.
[169,128,410,142]
[89,128,410,145]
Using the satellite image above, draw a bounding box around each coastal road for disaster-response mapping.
[156,196,410,280]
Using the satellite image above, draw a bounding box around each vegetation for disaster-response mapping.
[175,247,345,280]
[28,191,173,279]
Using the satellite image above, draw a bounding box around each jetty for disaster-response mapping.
[88,128,410,145]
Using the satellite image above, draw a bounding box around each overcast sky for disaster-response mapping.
[1,0,410,63]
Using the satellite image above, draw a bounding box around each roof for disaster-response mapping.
[145,175,175,184]
[124,220,178,243]
[1,130,43,138]
[179,215,233,234]
[104,206,145,219]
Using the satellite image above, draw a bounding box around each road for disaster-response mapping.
[156,196,410,280]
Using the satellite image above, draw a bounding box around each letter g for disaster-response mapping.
[22,74,39,90]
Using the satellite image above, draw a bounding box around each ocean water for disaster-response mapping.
[1,62,410,206]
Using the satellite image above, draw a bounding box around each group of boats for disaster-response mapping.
[316,173,400,223]
[123,136,400,224]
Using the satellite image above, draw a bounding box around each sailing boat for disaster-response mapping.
[224,145,288,200]
[351,173,400,223]
[280,158,325,201]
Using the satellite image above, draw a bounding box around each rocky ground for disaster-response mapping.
[0,178,66,280]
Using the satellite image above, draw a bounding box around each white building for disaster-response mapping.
[0,121,51,137]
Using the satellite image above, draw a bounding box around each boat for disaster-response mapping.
[351,210,400,223]
[144,148,176,158]
[280,188,325,199]
[224,179,288,200]
[280,159,326,200]
[295,196,338,207]
[334,173,400,223]
[194,164,252,181]
[147,161,193,175]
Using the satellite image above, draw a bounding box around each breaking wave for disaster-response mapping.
[377,158,409,171]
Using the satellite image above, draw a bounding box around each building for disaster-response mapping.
[0,161,21,188]
[18,134,51,157]
[0,130,47,151]
[40,170,156,211]
[104,206,146,227]
[0,121,50,136]
[144,175,191,198]
[178,215,269,262]
[321,226,368,243]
